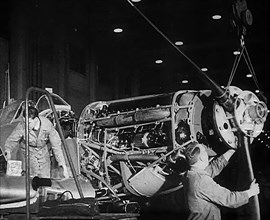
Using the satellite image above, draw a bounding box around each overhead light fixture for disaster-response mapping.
[201,67,208,72]
[212,15,222,20]
[155,59,163,64]
[233,51,240,55]
[221,85,225,88]
[255,90,260,93]
[131,0,141,2]
[246,73,252,78]
[113,28,123,33]
[182,79,188,84]
[175,41,184,46]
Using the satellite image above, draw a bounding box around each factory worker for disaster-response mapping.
[4,106,69,178]
[183,142,260,220]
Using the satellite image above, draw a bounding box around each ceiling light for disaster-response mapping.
[131,0,141,2]
[182,80,188,84]
[221,85,225,88]
[233,51,240,55]
[255,90,260,93]
[212,15,222,20]
[155,59,163,64]
[175,41,183,46]
[246,73,252,78]
[201,67,208,72]
[113,28,123,33]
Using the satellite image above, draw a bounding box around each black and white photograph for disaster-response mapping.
[0,0,269,219]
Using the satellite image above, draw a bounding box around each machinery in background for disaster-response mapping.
[77,85,268,200]
[1,85,267,219]
[36,92,77,138]
[76,2,268,217]
[0,0,268,219]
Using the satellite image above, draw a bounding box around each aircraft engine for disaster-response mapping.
[77,86,267,199]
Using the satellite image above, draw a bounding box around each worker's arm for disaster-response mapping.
[206,139,237,177]
[199,176,253,209]
[4,123,24,159]
[48,122,69,178]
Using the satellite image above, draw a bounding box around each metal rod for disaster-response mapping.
[25,91,31,220]
[243,136,260,220]
[126,0,233,112]
[25,87,84,218]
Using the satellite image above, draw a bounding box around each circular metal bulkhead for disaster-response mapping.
[213,102,237,148]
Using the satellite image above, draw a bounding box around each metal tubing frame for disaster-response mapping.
[25,87,84,219]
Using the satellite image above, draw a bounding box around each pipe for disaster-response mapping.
[25,87,84,218]
[28,87,83,197]
[32,176,52,191]
[110,154,159,162]
[96,108,170,127]
[24,97,31,220]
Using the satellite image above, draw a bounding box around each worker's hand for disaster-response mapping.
[4,150,11,160]
[248,179,260,197]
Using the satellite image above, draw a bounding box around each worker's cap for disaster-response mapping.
[184,142,216,165]
[184,142,201,165]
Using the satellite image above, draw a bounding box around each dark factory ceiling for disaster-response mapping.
[1,0,270,100]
